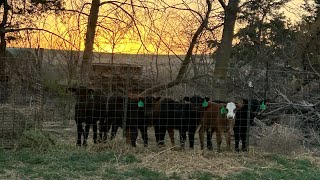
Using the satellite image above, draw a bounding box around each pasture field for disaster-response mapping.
[1,129,320,180]
[2,51,320,179]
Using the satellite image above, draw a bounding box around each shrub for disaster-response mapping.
[252,123,303,154]
[16,129,57,151]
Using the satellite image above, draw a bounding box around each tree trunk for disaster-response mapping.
[212,0,240,101]
[81,0,100,85]
[0,0,9,103]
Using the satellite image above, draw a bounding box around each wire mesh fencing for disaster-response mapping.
[1,49,319,153]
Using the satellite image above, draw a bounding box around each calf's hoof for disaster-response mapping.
[157,141,165,147]
[242,148,248,152]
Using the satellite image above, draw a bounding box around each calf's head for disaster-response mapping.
[68,86,94,102]
[184,96,210,110]
[129,95,161,116]
[221,102,243,120]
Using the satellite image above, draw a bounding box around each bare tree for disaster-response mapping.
[212,0,240,101]
[81,0,100,85]
[0,0,63,103]
[97,9,133,63]
[0,0,9,101]
[140,0,238,96]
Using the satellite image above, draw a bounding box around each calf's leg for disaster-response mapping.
[83,123,90,146]
[111,124,118,140]
[241,127,248,152]
[234,129,241,152]
[179,128,187,148]
[130,127,138,147]
[93,121,98,144]
[188,129,196,149]
[76,122,84,146]
[206,128,213,150]
[140,126,148,147]
[168,128,175,146]
[199,126,206,150]
[154,124,161,145]
[225,130,232,151]
[215,130,222,152]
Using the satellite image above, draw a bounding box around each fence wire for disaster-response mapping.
[1,50,319,152]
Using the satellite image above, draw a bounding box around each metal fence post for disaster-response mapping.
[35,48,44,129]
[246,81,253,152]
[122,66,130,137]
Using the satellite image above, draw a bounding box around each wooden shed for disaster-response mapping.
[89,63,150,94]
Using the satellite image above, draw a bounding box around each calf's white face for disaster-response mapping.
[226,102,236,119]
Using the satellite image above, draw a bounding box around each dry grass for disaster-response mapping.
[251,121,305,155]
[85,134,303,178]
[89,141,242,178]
[87,136,320,179]
[2,120,320,179]
[0,104,36,148]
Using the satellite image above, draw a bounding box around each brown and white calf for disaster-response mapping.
[199,101,242,152]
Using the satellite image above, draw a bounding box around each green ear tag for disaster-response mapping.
[260,101,266,110]
[202,99,208,107]
[90,94,94,100]
[138,100,144,107]
[220,107,227,114]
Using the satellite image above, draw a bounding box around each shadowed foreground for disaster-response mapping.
[1,130,320,180]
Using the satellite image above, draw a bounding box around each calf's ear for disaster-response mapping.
[236,102,244,109]
[183,97,190,102]
[88,89,94,94]
[204,97,210,102]
[154,97,161,102]
[128,92,139,99]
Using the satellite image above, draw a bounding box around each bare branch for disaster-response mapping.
[307,54,320,78]
[140,0,212,95]
[158,0,203,21]
[4,27,79,50]
[218,0,227,10]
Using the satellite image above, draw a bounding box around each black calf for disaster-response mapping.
[107,96,160,147]
[68,86,107,146]
[154,96,208,149]
[154,98,182,146]
[180,96,209,149]
[99,96,125,143]
[234,99,266,152]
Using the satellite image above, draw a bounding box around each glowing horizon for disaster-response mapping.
[7,0,308,55]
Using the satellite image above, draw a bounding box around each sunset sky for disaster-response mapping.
[8,0,310,55]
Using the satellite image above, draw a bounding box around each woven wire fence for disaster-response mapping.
[1,50,319,153]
